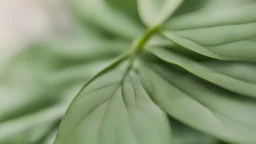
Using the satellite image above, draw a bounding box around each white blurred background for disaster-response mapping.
[0,0,71,69]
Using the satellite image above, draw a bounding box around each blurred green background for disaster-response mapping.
[0,0,229,144]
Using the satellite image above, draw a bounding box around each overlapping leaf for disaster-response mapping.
[138,0,183,26]
[2,0,256,144]
[0,34,129,143]
[137,2,256,142]
[170,119,219,144]
[150,47,256,98]
[0,104,66,144]
[70,0,144,40]
[140,60,256,144]
[139,0,256,61]
[53,62,171,144]
[0,37,127,122]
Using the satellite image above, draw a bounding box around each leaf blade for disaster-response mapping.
[71,0,144,39]
[53,63,171,144]
[140,63,256,144]
[150,47,256,98]
[138,0,183,26]
[162,0,256,61]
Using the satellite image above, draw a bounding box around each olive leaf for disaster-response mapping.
[53,61,171,144]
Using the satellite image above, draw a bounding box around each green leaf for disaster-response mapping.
[162,32,228,60]
[25,37,127,70]
[138,0,183,26]
[146,34,175,48]
[42,130,57,144]
[161,0,256,61]
[105,0,141,21]
[140,62,256,144]
[0,37,127,122]
[3,1,256,143]
[150,47,256,98]
[170,119,219,144]
[0,104,65,144]
[53,62,171,144]
[70,0,144,40]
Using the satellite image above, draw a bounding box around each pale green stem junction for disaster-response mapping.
[130,26,160,56]
[82,25,161,87]
[126,25,160,71]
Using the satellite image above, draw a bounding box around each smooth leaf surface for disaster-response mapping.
[0,36,126,122]
[140,63,256,144]
[146,34,175,48]
[170,119,219,144]
[70,0,144,40]
[0,104,66,143]
[138,0,183,26]
[3,0,256,143]
[150,47,256,98]
[42,130,57,144]
[162,32,228,60]
[54,63,171,144]
[105,0,141,21]
[162,0,256,61]
[0,35,127,143]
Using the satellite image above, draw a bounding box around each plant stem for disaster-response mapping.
[124,26,160,71]
[131,26,159,55]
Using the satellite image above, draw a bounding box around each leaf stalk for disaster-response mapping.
[131,26,160,55]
